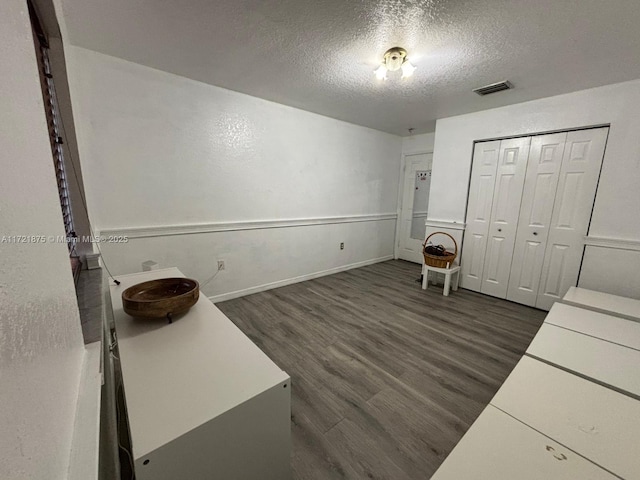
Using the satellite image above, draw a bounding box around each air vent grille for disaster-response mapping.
[473,80,513,96]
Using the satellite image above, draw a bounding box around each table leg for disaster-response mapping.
[443,273,451,297]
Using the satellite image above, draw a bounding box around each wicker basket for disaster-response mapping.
[423,231,458,269]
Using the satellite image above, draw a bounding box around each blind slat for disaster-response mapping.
[37,44,75,250]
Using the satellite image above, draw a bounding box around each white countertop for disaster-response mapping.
[110,268,289,459]
[563,286,640,322]
[527,323,640,397]
[492,356,640,479]
[431,404,614,480]
[545,302,640,351]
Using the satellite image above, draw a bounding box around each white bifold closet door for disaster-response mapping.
[480,137,531,298]
[461,127,607,310]
[460,141,501,292]
[534,128,608,310]
[507,132,567,306]
[460,137,531,297]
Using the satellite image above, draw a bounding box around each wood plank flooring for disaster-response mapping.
[217,260,546,480]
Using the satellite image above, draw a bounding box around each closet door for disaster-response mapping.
[507,133,567,306]
[536,128,608,310]
[460,141,500,292]
[480,137,531,298]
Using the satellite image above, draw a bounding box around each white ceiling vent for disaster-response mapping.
[473,80,513,96]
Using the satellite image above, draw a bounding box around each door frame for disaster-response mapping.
[394,150,433,260]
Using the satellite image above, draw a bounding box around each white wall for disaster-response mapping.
[0,1,85,478]
[402,132,435,154]
[429,80,640,298]
[66,47,402,300]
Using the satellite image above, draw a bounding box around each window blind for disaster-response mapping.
[30,4,76,252]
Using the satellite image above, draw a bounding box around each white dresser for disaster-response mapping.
[432,291,640,479]
[562,286,640,323]
[110,268,291,480]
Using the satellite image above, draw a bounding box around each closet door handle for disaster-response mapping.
[497,228,502,232]
[533,232,538,236]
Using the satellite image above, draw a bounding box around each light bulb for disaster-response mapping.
[401,61,416,79]
[374,65,387,81]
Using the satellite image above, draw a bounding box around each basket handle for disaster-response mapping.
[423,231,458,257]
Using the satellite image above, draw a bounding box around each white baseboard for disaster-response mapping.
[209,255,394,303]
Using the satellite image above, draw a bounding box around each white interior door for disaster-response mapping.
[536,127,608,310]
[397,153,433,263]
[460,141,500,291]
[480,137,531,298]
[507,132,567,306]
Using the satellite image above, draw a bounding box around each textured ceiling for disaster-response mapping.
[59,0,640,135]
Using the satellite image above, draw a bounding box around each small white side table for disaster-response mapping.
[422,264,461,296]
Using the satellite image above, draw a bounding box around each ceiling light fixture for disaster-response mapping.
[374,47,416,81]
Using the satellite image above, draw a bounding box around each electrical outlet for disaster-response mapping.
[340,242,344,250]
[217,260,225,271]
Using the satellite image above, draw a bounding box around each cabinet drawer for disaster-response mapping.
[526,323,640,397]
[491,356,640,479]
[545,303,640,351]
[431,405,615,480]
[563,286,640,323]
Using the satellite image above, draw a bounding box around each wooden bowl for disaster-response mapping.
[122,277,199,320]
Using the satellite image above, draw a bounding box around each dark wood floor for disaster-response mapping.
[217,260,546,480]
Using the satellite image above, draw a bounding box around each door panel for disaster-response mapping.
[466,233,486,281]
[536,128,608,310]
[517,240,543,292]
[542,243,570,298]
[493,174,515,222]
[410,170,431,240]
[484,237,505,284]
[556,172,583,228]
[398,153,433,263]
[461,141,500,291]
[474,175,496,223]
[507,133,567,306]
[480,137,531,298]
[528,173,555,225]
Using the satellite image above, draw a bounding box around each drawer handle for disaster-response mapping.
[546,445,567,461]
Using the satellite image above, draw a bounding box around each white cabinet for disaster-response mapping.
[491,356,640,480]
[562,286,640,322]
[431,405,615,480]
[527,302,640,397]
[110,268,291,480]
[432,300,640,480]
[545,302,640,350]
[461,127,608,310]
[527,324,640,397]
